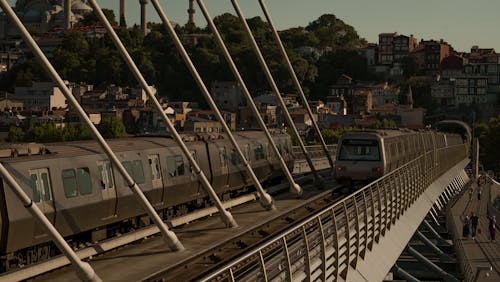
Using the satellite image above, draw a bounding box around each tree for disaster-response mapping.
[306,14,366,50]
[370,118,398,129]
[98,117,127,138]
[476,117,500,172]
[6,126,23,142]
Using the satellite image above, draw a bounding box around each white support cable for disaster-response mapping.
[150,0,274,210]
[257,0,335,172]
[229,0,324,186]
[0,163,101,282]
[0,0,184,252]
[196,0,301,195]
[87,0,237,228]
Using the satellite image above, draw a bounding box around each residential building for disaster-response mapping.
[357,43,378,66]
[370,82,400,107]
[416,39,451,74]
[454,76,489,106]
[14,82,67,110]
[289,108,317,127]
[348,88,372,114]
[0,97,24,112]
[378,32,397,65]
[440,54,464,79]
[186,110,236,131]
[393,34,417,62]
[325,95,347,115]
[431,79,455,109]
[330,74,353,97]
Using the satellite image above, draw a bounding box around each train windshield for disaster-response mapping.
[338,139,380,161]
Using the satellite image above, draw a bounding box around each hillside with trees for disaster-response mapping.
[0,11,369,105]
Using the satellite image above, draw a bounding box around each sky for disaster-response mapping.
[7,0,500,52]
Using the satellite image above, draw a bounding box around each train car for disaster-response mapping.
[0,130,292,272]
[334,128,466,187]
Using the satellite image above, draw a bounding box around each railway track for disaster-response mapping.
[142,185,344,281]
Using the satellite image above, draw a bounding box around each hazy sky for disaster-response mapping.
[7,0,500,52]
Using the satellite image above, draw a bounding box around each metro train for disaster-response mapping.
[334,125,469,186]
[0,131,293,272]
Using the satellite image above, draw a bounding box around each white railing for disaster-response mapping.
[202,143,468,281]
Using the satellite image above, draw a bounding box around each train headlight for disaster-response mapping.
[336,165,344,171]
[372,167,382,173]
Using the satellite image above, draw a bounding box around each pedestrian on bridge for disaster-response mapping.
[477,186,482,201]
[470,212,479,240]
[469,187,474,201]
[463,216,470,239]
[489,215,496,242]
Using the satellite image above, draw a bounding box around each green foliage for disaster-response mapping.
[78,8,117,27]
[320,128,352,144]
[6,126,23,142]
[23,123,92,143]
[475,117,500,172]
[98,117,127,139]
[369,118,398,129]
[1,13,367,105]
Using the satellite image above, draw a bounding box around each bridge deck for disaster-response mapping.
[449,179,500,281]
[32,177,338,281]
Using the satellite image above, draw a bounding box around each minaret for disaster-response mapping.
[187,0,195,26]
[140,0,149,35]
[64,0,72,29]
[407,86,414,109]
[119,0,126,27]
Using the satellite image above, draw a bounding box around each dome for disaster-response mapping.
[72,1,92,13]
[23,9,41,22]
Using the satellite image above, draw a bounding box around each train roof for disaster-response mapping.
[0,131,280,163]
[341,129,417,139]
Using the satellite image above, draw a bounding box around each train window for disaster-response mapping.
[338,139,380,161]
[254,144,265,160]
[62,169,78,198]
[148,155,162,181]
[230,150,240,166]
[167,155,184,177]
[77,168,92,195]
[97,162,114,189]
[245,144,251,162]
[122,160,145,184]
[219,147,227,168]
[30,173,41,203]
[132,161,145,184]
[41,172,51,201]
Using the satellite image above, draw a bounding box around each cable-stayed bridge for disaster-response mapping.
[0,1,497,282]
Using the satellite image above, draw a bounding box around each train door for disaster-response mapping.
[97,161,117,218]
[148,154,164,205]
[29,168,55,237]
[219,147,229,188]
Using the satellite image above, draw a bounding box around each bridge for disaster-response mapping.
[0,1,498,282]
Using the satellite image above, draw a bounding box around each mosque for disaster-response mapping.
[0,0,93,39]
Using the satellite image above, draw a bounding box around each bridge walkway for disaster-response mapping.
[448,178,500,281]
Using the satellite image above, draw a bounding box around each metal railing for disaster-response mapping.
[202,143,468,281]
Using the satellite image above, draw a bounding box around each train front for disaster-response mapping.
[334,132,384,186]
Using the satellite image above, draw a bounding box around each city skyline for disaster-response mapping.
[6,0,498,52]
